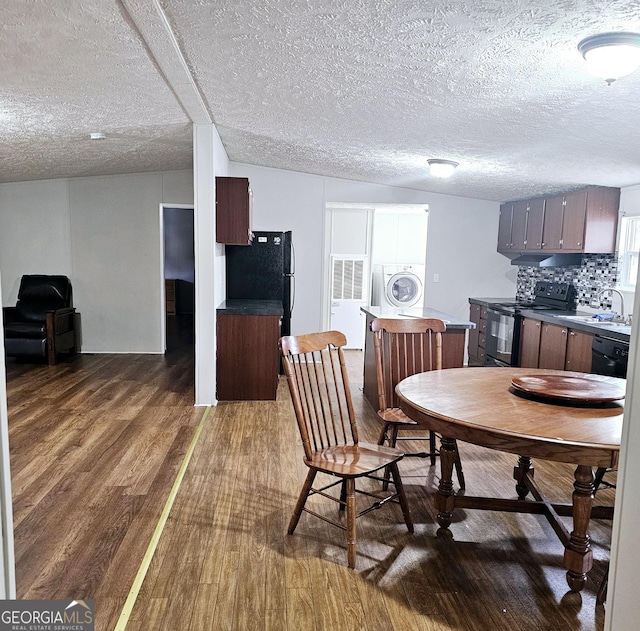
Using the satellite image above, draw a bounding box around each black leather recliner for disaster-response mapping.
[3,275,79,365]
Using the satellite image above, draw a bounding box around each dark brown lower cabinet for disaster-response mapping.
[538,322,568,370]
[565,329,593,373]
[519,318,542,368]
[216,313,281,400]
[468,303,487,367]
[519,318,593,372]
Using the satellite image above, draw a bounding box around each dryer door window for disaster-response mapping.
[385,273,422,307]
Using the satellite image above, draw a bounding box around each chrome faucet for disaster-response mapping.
[598,287,626,321]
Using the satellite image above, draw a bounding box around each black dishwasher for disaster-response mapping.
[591,335,629,378]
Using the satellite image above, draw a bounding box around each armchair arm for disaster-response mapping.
[45,307,78,365]
[45,307,76,335]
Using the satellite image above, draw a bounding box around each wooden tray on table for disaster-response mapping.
[511,373,626,403]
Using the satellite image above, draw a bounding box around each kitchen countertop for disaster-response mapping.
[468,297,515,306]
[361,305,475,329]
[468,296,631,342]
[519,309,631,342]
[216,299,284,316]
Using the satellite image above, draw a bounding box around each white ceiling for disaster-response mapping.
[2,0,640,202]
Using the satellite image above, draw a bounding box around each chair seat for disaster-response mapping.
[377,407,418,426]
[306,442,405,478]
[4,321,46,338]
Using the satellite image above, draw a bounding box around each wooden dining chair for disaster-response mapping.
[371,317,465,489]
[279,330,413,568]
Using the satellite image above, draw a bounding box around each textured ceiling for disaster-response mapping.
[1,0,640,201]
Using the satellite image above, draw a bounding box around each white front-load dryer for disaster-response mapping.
[382,264,424,308]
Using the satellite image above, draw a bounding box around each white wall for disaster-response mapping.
[425,196,519,319]
[0,170,194,353]
[607,283,640,628]
[194,124,230,405]
[230,163,516,333]
[0,272,15,598]
[69,174,163,353]
[0,180,73,301]
[606,183,640,628]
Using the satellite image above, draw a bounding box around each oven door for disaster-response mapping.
[485,308,516,367]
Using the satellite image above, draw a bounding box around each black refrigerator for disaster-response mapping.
[225,231,294,336]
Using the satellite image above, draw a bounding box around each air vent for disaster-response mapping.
[332,258,364,300]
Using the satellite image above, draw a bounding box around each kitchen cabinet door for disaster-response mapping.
[216,176,252,244]
[560,189,588,251]
[468,304,487,366]
[582,187,621,253]
[510,200,529,251]
[519,318,541,368]
[216,313,281,400]
[542,194,564,251]
[524,197,545,251]
[538,323,567,370]
[497,203,514,252]
[565,329,593,373]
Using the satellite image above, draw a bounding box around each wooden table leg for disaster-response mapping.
[564,464,594,592]
[435,436,457,528]
[513,455,533,499]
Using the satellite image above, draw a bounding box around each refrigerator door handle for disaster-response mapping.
[289,239,295,314]
[290,240,296,274]
[288,272,295,314]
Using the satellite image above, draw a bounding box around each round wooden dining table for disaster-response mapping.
[395,366,624,593]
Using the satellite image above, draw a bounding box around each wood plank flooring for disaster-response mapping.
[6,339,614,630]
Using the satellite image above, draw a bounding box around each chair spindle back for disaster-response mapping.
[280,331,358,461]
[371,318,446,411]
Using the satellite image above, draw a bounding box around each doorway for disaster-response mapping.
[324,203,429,349]
[161,205,195,353]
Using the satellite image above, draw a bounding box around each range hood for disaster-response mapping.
[510,253,583,267]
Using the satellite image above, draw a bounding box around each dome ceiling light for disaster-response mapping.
[578,32,640,84]
[427,159,459,178]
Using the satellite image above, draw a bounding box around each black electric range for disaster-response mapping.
[484,282,577,366]
[488,281,577,315]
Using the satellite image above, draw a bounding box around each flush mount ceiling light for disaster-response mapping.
[427,159,459,178]
[89,132,106,140]
[578,32,640,84]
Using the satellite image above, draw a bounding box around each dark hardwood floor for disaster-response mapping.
[6,333,614,630]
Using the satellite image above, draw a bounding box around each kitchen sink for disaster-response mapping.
[556,315,630,327]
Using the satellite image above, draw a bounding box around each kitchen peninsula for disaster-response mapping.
[360,305,475,409]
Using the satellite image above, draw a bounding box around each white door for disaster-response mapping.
[329,256,367,349]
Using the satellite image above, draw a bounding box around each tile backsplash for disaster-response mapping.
[516,254,619,309]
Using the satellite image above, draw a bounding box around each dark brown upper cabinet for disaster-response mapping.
[498,198,545,252]
[497,202,515,251]
[216,176,253,245]
[497,186,620,256]
[541,194,565,251]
